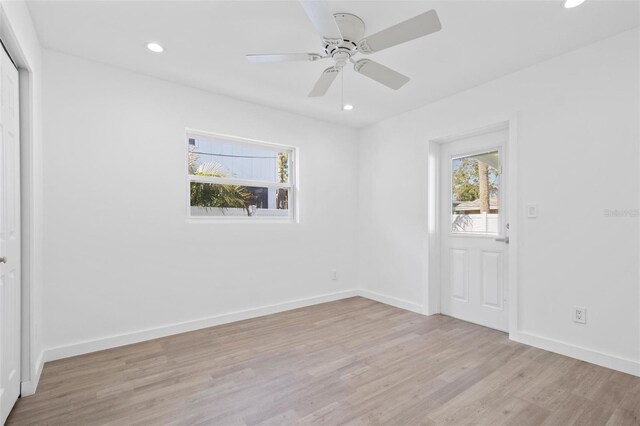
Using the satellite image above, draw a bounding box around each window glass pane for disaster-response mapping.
[190,182,289,217]
[451,150,500,234]
[188,137,290,184]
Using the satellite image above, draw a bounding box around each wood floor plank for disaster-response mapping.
[7,297,639,425]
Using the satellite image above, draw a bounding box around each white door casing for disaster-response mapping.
[0,45,20,425]
[439,128,509,331]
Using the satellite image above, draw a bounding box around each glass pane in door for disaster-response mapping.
[451,150,500,234]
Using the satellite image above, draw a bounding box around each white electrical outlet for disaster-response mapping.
[574,307,586,324]
[332,270,338,281]
[527,204,538,218]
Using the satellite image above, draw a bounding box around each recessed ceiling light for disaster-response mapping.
[146,42,164,53]
[564,0,585,8]
[342,104,354,111]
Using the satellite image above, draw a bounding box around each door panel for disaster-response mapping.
[480,251,503,309]
[450,249,469,301]
[440,128,508,331]
[0,44,21,425]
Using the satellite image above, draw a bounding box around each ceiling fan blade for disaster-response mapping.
[246,53,324,63]
[358,10,441,54]
[298,0,343,43]
[353,59,410,90]
[308,66,340,97]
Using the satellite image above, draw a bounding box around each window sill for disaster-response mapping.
[186,217,297,224]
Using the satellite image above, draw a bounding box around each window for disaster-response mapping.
[187,131,295,220]
[451,150,500,234]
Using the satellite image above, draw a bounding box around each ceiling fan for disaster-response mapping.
[246,1,442,97]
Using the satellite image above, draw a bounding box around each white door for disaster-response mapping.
[440,127,509,331]
[0,45,20,425]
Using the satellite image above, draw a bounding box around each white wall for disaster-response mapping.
[358,28,640,374]
[0,0,45,394]
[42,50,359,354]
[39,26,640,378]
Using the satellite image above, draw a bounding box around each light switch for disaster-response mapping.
[527,204,538,218]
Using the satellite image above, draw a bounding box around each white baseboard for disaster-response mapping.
[44,289,359,363]
[28,290,639,400]
[510,330,640,377]
[20,350,44,396]
[357,289,424,314]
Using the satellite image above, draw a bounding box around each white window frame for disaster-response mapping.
[185,129,297,222]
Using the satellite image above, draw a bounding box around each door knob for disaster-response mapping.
[495,237,509,244]
[0,256,6,263]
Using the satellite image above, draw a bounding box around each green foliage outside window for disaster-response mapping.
[452,158,499,202]
[189,148,254,215]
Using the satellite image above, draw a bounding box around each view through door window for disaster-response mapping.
[451,150,500,234]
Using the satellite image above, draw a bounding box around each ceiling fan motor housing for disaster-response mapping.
[323,13,365,64]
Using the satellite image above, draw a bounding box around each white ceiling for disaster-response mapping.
[27,0,639,128]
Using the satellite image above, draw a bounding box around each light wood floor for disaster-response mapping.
[7,297,640,425]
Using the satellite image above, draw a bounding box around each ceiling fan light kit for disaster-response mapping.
[246,1,442,99]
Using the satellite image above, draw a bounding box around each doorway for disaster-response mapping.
[0,41,21,424]
[428,120,516,333]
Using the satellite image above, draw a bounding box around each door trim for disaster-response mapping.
[425,114,519,336]
[0,5,42,396]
